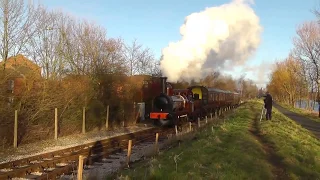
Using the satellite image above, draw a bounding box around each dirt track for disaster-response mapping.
[273,103,320,139]
[250,104,289,179]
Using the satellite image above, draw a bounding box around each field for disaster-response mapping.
[109,100,320,179]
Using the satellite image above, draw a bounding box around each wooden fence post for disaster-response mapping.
[82,107,86,134]
[55,108,58,140]
[154,133,159,154]
[106,105,109,129]
[77,155,84,180]
[13,110,18,148]
[133,102,136,124]
[175,125,178,135]
[189,122,192,132]
[198,117,200,128]
[206,116,208,124]
[127,140,132,167]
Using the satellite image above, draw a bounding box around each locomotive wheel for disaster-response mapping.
[173,116,184,132]
[153,119,161,126]
[192,114,197,122]
[179,116,188,124]
[172,116,178,127]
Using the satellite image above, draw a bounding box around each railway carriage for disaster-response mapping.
[188,86,232,119]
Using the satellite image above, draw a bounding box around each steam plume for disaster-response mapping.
[160,0,262,82]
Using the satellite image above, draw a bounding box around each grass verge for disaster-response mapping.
[256,100,320,179]
[109,102,273,179]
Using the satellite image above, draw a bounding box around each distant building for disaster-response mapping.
[0,54,41,105]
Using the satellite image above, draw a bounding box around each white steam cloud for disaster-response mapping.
[160,0,262,82]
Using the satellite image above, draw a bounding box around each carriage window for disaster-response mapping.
[194,93,199,100]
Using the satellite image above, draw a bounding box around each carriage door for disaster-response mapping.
[202,87,208,105]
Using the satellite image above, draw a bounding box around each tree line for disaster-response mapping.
[0,0,161,146]
[267,8,320,110]
[174,72,259,100]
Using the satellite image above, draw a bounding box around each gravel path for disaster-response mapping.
[273,103,320,139]
[0,124,153,164]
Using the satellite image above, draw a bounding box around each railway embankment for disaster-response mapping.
[258,100,320,179]
[111,100,320,179]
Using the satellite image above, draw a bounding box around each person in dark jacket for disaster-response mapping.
[264,92,273,120]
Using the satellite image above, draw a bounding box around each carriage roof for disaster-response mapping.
[207,88,234,94]
[188,86,238,94]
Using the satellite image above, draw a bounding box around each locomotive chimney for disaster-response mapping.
[160,77,167,94]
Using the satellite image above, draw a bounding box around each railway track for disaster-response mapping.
[0,114,222,180]
[0,127,177,180]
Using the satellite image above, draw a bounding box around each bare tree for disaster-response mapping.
[238,74,246,97]
[0,0,39,70]
[293,21,320,83]
[292,21,320,114]
[25,6,63,79]
[150,59,161,76]
[124,39,155,76]
[313,3,320,24]
[199,71,220,87]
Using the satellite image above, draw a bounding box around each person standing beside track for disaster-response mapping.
[264,92,273,120]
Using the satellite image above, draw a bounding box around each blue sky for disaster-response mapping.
[41,0,318,87]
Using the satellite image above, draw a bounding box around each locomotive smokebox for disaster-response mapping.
[160,77,167,94]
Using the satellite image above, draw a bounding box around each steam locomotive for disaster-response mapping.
[144,77,241,127]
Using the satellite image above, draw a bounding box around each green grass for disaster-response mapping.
[256,100,320,179]
[110,102,273,180]
[278,102,320,123]
[109,100,320,180]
